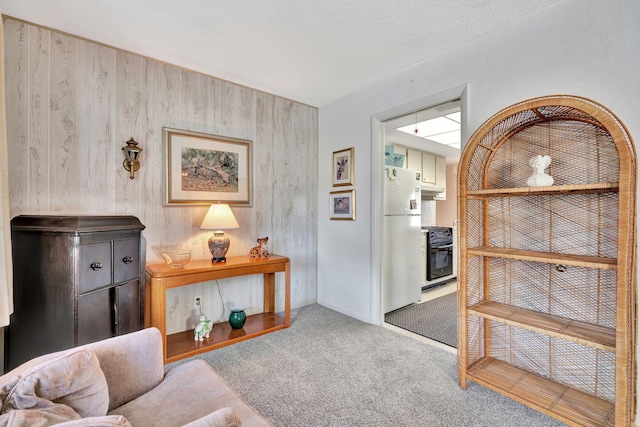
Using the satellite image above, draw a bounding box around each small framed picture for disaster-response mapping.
[332,147,354,187]
[329,190,355,220]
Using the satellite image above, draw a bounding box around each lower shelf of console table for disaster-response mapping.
[145,255,290,364]
[166,312,286,363]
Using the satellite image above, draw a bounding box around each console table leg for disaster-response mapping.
[284,261,290,327]
[264,272,275,313]
[149,277,168,362]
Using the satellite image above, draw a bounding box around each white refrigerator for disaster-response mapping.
[383,167,422,313]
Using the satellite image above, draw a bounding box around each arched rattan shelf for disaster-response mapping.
[457,95,636,426]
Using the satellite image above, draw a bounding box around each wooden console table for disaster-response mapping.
[145,255,290,363]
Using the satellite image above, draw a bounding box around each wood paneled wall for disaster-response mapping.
[3,17,318,333]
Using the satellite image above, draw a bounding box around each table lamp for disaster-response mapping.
[199,203,240,262]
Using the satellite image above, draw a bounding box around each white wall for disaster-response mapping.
[318,0,639,320]
[318,0,640,421]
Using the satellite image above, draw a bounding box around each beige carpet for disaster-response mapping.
[169,303,565,427]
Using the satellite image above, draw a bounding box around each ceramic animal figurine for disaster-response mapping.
[249,237,269,259]
[526,155,554,187]
[194,315,212,341]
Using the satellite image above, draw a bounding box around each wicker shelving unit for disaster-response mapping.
[458,96,637,426]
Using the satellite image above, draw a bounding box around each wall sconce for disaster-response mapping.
[122,137,142,179]
[199,203,240,263]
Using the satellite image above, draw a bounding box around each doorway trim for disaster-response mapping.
[370,84,470,325]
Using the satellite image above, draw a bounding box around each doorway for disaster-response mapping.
[370,85,469,339]
[380,100,461,347]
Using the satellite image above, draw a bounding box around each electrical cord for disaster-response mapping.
[215,280,227,323]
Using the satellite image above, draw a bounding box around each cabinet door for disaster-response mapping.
[115,281,141,335]
[407,148,422,172]
[114,238,140,284]
[422,152,436,184]
[79,242,112,294]
[434,156,447,200]
[77,281,141,344]
[78,288,114,345]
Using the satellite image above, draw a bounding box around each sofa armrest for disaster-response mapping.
[182,407,242,427]
[76,328,165,411]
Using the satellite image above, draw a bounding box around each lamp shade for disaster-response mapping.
[200,204,240,230]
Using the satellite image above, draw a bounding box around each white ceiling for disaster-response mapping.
[0,0,560,107]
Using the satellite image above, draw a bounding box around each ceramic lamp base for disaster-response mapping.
[208,231,230,263]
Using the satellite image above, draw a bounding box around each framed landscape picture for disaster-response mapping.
[332,147,354,186]
[329,190,355,220]
[163,127,252,206]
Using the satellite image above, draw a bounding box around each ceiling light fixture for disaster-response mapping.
[395,108,462,149]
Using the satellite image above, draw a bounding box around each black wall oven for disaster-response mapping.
[426,227,454,281]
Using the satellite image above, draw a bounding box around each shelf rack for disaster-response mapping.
[457,96,637,426]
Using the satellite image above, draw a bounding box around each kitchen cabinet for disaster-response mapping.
[397,146,446,196]
[458,96,636,426]
[421,152,446,186]
[421,152,436,184]
[407,148,422,172]
[5,215,146,370]
[422,152,446,199]
[434,155,446,200]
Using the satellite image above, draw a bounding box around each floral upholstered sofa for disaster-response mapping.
[0,327,272,426]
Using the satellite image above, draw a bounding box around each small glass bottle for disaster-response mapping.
[229,307,246,329]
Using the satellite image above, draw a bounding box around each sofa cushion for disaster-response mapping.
[0,348,109,418]
[110,359,272,426]
[0,407,81,426]
[182,407,241,427]
[76,327,165,411]
[55,415,132,427]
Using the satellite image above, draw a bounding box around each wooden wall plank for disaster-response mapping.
[254,92,275,242]
[291,102,318,305]
[115,51,142,215]
[28,26,49,212]
[76,40,116,213]
[3,19,29,218]
[180,69,212,254]
[140,58,157,236]
[49,33,78,213]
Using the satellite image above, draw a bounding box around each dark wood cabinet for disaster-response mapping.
[5,215,145,370]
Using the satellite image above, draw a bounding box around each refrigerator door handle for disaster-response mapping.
[434,243,453,249]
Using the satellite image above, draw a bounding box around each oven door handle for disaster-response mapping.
[434,244,453,249]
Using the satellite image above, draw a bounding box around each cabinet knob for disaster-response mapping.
[122,256,134,264]
[90,262,103,271]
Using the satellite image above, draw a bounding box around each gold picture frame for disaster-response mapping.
[163,127,252,206]
[329,190,355,220]
[332,147,354,187]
